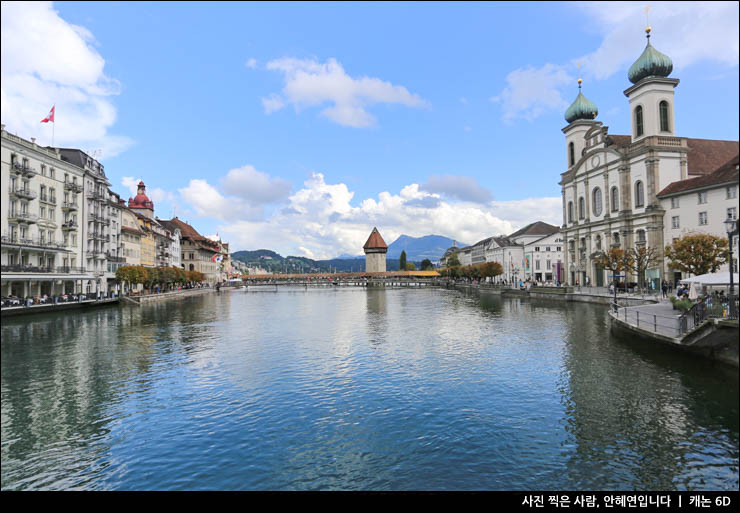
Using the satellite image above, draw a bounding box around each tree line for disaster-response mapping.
[115,265,207,292]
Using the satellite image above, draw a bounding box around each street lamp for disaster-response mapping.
[725,215,737,298]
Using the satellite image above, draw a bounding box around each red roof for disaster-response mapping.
[363,227,388,250]
[128,181,154,210]
[606,136,738,176]
[160,217,219,253]
[658,155,739,196]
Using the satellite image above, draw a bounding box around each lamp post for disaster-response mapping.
[725,216,737,299]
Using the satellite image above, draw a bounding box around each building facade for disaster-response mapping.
[2,126,92,298]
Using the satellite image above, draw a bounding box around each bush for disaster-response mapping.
[669,295,694,312]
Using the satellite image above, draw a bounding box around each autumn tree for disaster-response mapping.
[593,248,634,288]
[628,246,661,291]
[665,234,730,276]
[482,261,504,281]
[405,262,416,271]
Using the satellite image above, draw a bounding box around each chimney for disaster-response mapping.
[31,137,36,144]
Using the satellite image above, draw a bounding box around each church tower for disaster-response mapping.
[363,227,388,273]
[624,25,678,141]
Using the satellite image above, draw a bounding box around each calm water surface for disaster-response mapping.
[1,287,738,490]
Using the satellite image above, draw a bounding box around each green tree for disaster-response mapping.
[446,252,460,268]
[405,262,416,271]
[420,258,433,271]
[665,234,729,276]
[399,250,407,272]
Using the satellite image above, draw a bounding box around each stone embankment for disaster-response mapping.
[122,287,214,305]
[1,297,120,317]
[609,301,739,368]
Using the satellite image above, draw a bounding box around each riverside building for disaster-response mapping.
[559,25,738,289]
[364,227,388,272]
[1,126,93,298]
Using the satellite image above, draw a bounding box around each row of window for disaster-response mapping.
[568,183,644,223]
[671,208,737,229]
[532,246,562,252]
[635,101,671,138]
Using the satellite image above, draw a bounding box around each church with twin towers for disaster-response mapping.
[559,23,738,288]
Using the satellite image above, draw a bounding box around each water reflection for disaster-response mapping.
[1,288,737,490]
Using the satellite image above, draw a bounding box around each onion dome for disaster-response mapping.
[628,27,673,84]
[128,180,154,210]
[564,78,598,124]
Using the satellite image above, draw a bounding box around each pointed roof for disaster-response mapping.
[508,221,560,239]
[363,227,388,250]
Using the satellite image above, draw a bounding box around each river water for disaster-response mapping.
[1,287,737,490]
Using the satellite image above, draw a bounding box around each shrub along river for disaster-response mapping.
[1,287,737,490]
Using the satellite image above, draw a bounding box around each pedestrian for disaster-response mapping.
[661,280,668,299]
[668,281,673,293]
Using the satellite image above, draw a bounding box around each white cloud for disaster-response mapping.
[262,57,428,127]
[209,173,562,260]
[577,1,739,80]
[220,165,292,204]
[492,1,738,121]
[245,58,258,69]
[421,174,494,204]
[1,1,133,159]
[491,64,573,122]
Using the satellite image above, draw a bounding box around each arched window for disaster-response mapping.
[568,201,574,223]
[636,229,646,243]
[635,181,644,207]
[569,142,575,167]
[659,101,670,132]
[578,197,585,220]
[595,235,602,250]
[592,187,602,216]
[611,186,619,212]
[635,106,644,137]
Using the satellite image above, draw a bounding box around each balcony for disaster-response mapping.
[0,235,59,250]
[39,195,57,205]
[7,211,38,224]
[21,165,38,178]
[87,191,106,201]
[10,188,37,200]
[62,202,79,211]
[61,221,78,231]
[0,264,87,275]
[10,161,24,174]
[64,182,84,193]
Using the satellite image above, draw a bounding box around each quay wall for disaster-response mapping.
[609,313,739,368]
[125,287,214,304]
[1,298,120,317]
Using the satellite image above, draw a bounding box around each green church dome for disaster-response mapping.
[565,80,598,124]
[628,28,673,84]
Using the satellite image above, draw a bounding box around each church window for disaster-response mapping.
[592,187,602,216]
[578,197,585,220]
[635,106,644,137]
[611,187,619,212]
[659,101,670,132]
[569,142,575,167]
[635,181,644,207]
[568,201,574,223]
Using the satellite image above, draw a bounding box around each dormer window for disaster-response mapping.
[635,106,644,137]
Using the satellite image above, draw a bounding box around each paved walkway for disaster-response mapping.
[616,299,683,338]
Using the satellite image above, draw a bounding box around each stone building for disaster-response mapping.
[559,26,738,288]
[364,227,388,273]
[162,217,221,283]
[1,126,91,298]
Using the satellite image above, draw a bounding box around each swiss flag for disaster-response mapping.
[41,105,55,123]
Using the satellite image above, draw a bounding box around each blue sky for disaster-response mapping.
[2,1,738,259]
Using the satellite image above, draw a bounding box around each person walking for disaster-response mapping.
[661,280,668,299]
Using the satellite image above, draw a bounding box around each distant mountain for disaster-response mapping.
[387,235,467,262]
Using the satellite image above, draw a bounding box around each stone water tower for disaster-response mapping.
[363,227,388,273]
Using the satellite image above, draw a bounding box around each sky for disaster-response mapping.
[2,1,738,259]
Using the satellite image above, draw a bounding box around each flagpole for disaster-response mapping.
[52,103,55,146]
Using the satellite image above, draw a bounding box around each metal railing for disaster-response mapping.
[1,234,67,249]
[62,202,79,210]
[7,211,38,223]
[11,188,37,200]
[64,182,83,193]
[0,265,88,274]
[39,195,57,204]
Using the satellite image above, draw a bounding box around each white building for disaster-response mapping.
[484,236,523,285]
[657,156,739,280]
[559,26,738,289]
[2,126,93,298]
[523,231,565,283]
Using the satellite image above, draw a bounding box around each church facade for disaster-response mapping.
[560,26,738,288]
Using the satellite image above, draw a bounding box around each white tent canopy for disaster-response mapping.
[679,272,739,286]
